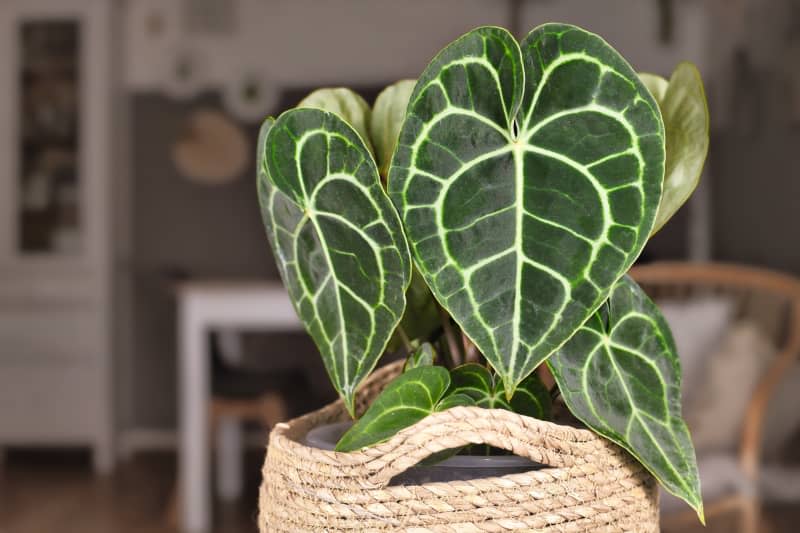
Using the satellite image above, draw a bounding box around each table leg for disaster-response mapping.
[216,416,244,501]
[179,297,211,533]
[92,438,115,476]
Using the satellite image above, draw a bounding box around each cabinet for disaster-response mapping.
[0,0,114,473]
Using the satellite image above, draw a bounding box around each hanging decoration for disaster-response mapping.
[222,71,277,123]
[163,48,205,100]
[171,108,249,185]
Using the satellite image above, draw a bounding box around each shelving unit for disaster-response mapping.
[0,0,115,473]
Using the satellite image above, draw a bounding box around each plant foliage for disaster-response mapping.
[389,24,664,398]
[640,63,709,234]
[446,363,551,419]
[336,365,455,452]
[257,22,709,520]
[549,275,703,519]
[257,112,411,416]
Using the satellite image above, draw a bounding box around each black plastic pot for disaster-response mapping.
[304,420,543,485]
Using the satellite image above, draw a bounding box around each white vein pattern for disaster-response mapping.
[446,363,550,419]
[257,112,411,413]
[388,24,664,394]
[336,366,450,451]
[548,275,702,514]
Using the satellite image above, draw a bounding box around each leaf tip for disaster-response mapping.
[259,115,276,129]
[334,425,359,453]
[503,380,517,402]
[333,434,350,453]
[343,394,357,420]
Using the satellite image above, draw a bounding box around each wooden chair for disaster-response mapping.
[164,391,287,528]
[630,262,800,533]
[164,331,293,527]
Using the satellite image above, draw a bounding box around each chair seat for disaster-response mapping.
[760,464,800,502]
[660,454,755,514]
[212,367,306,398]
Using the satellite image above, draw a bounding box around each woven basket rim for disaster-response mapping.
[260,360,659,532]
[273,404,604,459]
[267,361,632,490]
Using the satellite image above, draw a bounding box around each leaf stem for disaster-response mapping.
[437,334,455,369]
[537,364,556,389]
[538,364,560,400]
[463,334,479,363]
[395,324,413,353]
[549,384,561,402]
[438,305,463,367]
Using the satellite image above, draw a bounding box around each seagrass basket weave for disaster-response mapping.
[259,361,659,532]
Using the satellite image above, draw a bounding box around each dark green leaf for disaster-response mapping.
[435,392,476,411]
[403,341,436,371]
[388,24,664,398]
[510,372,552,420]
[336,366,450,451]
[640,63,709,234]
[446,363,550,419]
[548,275,703,521]
[257,110,411,416]
[447,364,503,407]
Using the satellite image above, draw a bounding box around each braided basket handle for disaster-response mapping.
[361,405,614,488]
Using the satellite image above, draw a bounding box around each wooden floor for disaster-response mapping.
[0,448,798,533]
[0,448,260,533]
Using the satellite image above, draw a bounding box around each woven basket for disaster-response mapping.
[259,361,659,532]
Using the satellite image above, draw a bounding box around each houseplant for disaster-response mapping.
[257,22,708,531]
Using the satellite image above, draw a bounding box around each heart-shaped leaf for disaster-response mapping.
[548,275,703,520]
[298,88,374,154]
[336,366,450,451]
[640,63,709,234]
[389,24,665,397]
[371,80,416,177]
[447,363,497,403]
[447,363,551,419]
[296,85,439,357]
[371,82,441,352]
[257,110,411,416]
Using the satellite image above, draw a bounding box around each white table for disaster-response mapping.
[177,281,302,533]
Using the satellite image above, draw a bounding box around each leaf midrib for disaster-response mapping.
[395,26,664,414]
[588,330,695,501]
[293,129,368,397]
[417,52,646,385]
[293,125,408,397]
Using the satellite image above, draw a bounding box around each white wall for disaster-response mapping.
[521,0,708,76]
[125,0,709,90]
[123,0,709,123]
[125,0,512,91]
[118,0,713,447]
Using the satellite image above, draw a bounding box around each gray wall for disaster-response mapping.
[129,93,279,428]
[124,0,800,432]
[127,89,386,429]
[124,3,695,431]
[713,123,800,274]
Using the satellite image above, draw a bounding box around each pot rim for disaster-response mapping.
[304,419,543,468]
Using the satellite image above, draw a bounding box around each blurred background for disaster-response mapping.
[0,0,798,532]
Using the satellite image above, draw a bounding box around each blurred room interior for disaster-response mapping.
[0,0,799,532]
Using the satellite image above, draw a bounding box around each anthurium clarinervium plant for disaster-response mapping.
[257,23,708,520]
